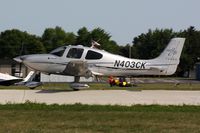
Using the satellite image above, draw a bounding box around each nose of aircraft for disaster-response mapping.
[14,55,43,72]
[13,55,28,63]
[13,55,31,63]
[14,54,65,74]
[14,55,43,65]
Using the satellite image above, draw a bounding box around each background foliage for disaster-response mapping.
[0,26,200,76]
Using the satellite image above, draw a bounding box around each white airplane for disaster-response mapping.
[0,71,42,89]
[14,38,185,89]
[0,73,22,86]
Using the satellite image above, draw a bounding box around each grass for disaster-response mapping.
[89,83,200,90]
[0,103,200,133]
[1,82,200,90]
[136,83,200,90]
[0,79,199,132]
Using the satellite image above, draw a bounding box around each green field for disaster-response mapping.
[0,82,200,132]
[0,103,200,133]
[0,82,200,90]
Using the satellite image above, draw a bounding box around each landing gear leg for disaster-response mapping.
[70,76,89,90]
[74,76,80,83]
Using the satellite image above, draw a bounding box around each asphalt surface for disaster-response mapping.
[0,90,200,105]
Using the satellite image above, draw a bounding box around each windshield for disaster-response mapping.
[50,46,66,57]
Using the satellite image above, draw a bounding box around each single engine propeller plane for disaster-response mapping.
[14,38,185,90]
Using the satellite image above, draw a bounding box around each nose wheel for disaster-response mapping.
[70,76,89,90]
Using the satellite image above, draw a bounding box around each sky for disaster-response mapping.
[0,0,200,45]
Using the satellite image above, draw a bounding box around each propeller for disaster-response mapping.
[14,42,25,77]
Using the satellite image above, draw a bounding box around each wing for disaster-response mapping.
[0,79,23,86]
[62,61,92,78]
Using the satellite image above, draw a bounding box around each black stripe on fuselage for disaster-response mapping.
[93,65,149,71]
[27,61,174,70]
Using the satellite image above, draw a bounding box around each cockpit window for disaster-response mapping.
[66,48,84,59]
[50,46,66,57]
[85,50,103,60]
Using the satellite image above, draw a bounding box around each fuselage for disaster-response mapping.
[14,45,174,77]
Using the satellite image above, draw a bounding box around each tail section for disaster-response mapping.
[152,38,185,75]
[156,38,185,62]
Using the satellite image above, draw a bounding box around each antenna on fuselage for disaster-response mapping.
[90,40,101,49]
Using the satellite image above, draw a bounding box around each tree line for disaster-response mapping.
[0,26,200,77]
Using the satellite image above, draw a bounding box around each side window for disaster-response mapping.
[67,48,84,59]
[85,50,103,60]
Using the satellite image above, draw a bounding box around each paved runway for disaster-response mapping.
[0,90,200,106]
